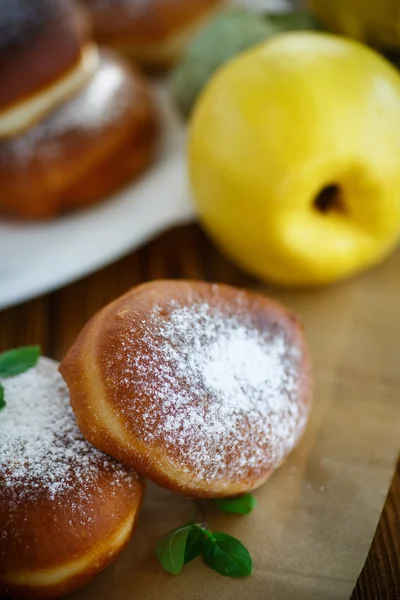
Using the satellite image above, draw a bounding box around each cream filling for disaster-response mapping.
[0,44,99,139]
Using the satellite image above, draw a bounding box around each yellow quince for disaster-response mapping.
[189,32,400,286]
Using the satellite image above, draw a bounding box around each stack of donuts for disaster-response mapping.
[0,279,312,598]
[0,0,226,220]
[0,0,159,220]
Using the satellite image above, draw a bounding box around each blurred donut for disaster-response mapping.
[0,51,158,219]
[0,0,96,138]
[60,280,312,498]
[0,357,143,599]
[82,0,227,69]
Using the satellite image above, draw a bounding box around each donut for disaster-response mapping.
[60,280,312,498]
[81,0,227,69]
[0,50,158,220]
[0,357,143,599]
[0,0,96,138]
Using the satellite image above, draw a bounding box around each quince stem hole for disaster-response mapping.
[313,184,345,215]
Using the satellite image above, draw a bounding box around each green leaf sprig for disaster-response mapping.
[0,385,5,411]
[213,493,257,515]
[203,531,252,577]
[156,524,194,576]
[156,523,252,578]
[0,346,41,411]
[156,493,256,578]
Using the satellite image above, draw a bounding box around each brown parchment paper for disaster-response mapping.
[68,248,400,600]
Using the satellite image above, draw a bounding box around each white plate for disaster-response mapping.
[0,82,196,311]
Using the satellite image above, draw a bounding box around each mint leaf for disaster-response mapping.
[214,494,257,515]
[203,532,252,578]
[184,526,205,564]
[268,11,322,32]
[0,384,5,411]
[171,10,280,117]
[156,525,192,575]
[0,346,40,378]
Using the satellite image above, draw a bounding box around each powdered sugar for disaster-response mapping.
[113,297,309,486]
[46,54,127,134]
[0,53,130,165]
[0,358,135,507]
[202,331,288,396]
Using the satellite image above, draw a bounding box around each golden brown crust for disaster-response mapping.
[60,280,313,498]
[0,0,91,112]
[0,477,143,599]
[0,468,142,572]
[0,50,158,220]
[82,0,226,68]
[0,358,144,600]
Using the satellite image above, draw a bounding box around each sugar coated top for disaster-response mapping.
[103,283,311,486]
[0,358,135,507]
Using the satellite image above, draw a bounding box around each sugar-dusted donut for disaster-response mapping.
[0,51,158,219]
[0,357,143,599]
[60,280,312,498]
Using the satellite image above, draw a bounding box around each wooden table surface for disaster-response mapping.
[0,224,399,599]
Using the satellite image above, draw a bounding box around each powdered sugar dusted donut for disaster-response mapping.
[82,0,226,69]
[60,280,312,498]
[0,50,158,219]
[0,357,143,600]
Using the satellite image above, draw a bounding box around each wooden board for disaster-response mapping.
[1,225,399,599]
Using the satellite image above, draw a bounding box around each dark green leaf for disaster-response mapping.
[203,532,252,578]
[0,346,40,378]
[171,10,280,117]
[0,384,5,411]
[184,526,205,563]
[214,494,257,515]
[268,11,322,32]
[156,525,192,575]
